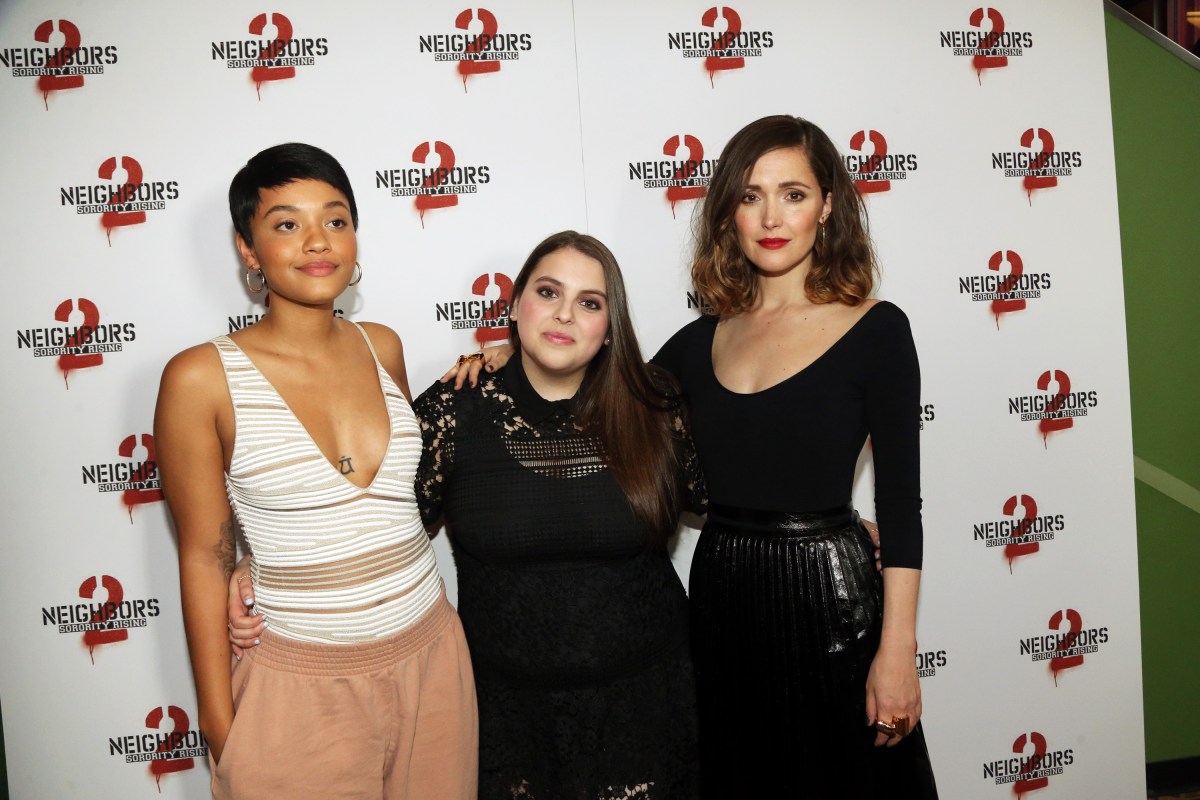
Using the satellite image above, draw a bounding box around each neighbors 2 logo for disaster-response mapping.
[59,155,181,244]
[108,706,207,789]
[843,130,918,195]
[210,12,329,98]
[982,731,1074,795]
[16,298,138,387]
[667,7,774,85]
[417,8,534,91]
[0,18,118,108]
[374,141,492,226]
[992,128,1082,204]
[940,7,1033,82]
[627,133,718,217]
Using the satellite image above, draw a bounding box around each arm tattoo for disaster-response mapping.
[215,517,236,580]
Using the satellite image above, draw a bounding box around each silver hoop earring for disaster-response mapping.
[245,268,266,294]
[348,262,363,287]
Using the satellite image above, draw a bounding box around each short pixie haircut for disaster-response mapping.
[228,143,359,244]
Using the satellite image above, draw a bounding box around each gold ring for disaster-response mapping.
[236,574,251,585]
[874,717,909,737]
[456,352,485,367]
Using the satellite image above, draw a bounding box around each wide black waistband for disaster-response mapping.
[707,503,858,534]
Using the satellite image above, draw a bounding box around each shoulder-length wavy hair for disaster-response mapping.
[510,231,684,547]
[692,115,876,315]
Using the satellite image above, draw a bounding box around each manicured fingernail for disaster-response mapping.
[253,638,260,646]
[262,620,269,629]
[244,598,254,606]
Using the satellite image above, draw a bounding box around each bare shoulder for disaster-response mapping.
[159,342,225,398]
[155,342,229,439]
[356,321,411,398]
[357,321,404,365]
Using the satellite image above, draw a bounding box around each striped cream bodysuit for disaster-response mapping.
[211,324,443,644]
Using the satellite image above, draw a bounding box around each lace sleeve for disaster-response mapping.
[671,402,708,516]
[412,381,458,529]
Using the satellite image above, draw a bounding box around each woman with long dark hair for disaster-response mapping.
[413,230,704,797]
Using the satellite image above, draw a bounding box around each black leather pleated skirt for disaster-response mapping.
[690,504,938,799]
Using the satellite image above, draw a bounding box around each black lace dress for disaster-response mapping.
[414,356,705,800]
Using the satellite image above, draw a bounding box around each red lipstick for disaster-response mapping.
[757,238,788,249]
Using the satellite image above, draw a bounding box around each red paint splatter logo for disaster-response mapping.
[958,250,1052,328]
[627,133,716,217]
[374,142,491,226]
[57,155,180,245]
[1008,369,1098,446]
[666,7,774,85]
[416,9,533,92]
[38,575,160,662]
[0,19,118,108]
[209,13,329,99]
[981,731,1076,795]
[107,706,206,789]
[432,273,513,346]
[844,130,918,195]
[80,433,164,520]
[15,298,137,387]
[992,128,1082,204]
[939,8,1033,83]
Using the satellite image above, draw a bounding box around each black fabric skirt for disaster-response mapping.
[689,504,938,799]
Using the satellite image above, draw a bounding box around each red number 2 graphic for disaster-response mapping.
[34,19,84,108]
[249,13,295,98]
[412,141,459,226]
[472,273,513,348]
[54,298,102,387]
[663,134,707,217]
[457,8,501,90]
[99,155,147,245]
[80,574,126,662]
[146,706,196,786]
[969,8,1008,79]
[1012,731,1050,796]
[1036,369,1072,446]
[1020,128,1057,203]
[1049,608,1084,684]
[119,433,164,521]
[989,250,1025,327]
[701,7,744,83]
[1002,494,1038,570]
[849,130,890,195]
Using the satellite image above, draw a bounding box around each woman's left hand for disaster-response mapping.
[865,639,922,747]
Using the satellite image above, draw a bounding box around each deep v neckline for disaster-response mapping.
[224,329,397,491]
[709,302,884,396]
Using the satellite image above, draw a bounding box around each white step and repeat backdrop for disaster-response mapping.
[0,1,1145,797]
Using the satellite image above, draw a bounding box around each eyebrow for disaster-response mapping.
[744,180,815,191]
[261,200,350,216]
[534,275,608,298]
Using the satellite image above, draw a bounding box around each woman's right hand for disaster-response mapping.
[439,343,514,389]
[227,555,265,657]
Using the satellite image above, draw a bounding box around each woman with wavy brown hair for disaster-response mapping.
[653,114,938,797]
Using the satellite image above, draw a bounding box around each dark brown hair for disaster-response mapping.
[692,115,876,314]
[510,231,684,547]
